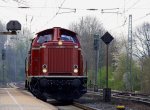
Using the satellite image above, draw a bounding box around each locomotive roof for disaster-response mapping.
[36,27,77,36]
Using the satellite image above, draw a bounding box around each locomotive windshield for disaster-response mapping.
[60,34,78,43]
[37,34,52,43]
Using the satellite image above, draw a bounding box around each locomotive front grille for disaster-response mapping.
[48,47,73,74]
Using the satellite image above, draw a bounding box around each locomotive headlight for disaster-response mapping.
[73,65,78,73]
[42,68,47,73]
[42,64,47,73]
[74,68,78,73]
[58,40,63,45]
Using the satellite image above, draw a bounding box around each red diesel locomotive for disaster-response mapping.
[25,27,87,101]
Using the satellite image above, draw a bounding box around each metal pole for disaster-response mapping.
[99,40,103,89]
[14,56,16,82]
[103,44,111,102]
[12,37,17,82]
[106,45,109,88]
[101,32,113,102]
[141,57,143,91]
[3,60,4,85]
[86,61,88,76]
[96,48,99,84]
[94,35,99,92]
[14,44,17,82]
[128,15,133,91]
[94,48,99,91]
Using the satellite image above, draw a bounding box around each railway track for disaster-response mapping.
[73,102,97,110]
[112,92,150,106]
[55,103,97,110]
[8,82,150,109]
[7,82,98,110]
[87,89,150,106]
[47,98,97,110]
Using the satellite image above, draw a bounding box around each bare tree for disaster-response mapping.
[112,37,141,91]
[0,24,32,83]
[0,21,8,84]
[69,16,105,69]
[133,22,150,93]
[142,57,150,93]
[69,16,105,85]
[133,22,150,58]
[6,28,33,82]
[69,16,123,88]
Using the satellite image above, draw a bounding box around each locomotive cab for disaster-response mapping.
[25,27,87,101]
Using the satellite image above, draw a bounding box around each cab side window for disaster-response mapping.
[60,35,77,43]
[37,34,52,43]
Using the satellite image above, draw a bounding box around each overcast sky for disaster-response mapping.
[0,0,150,36]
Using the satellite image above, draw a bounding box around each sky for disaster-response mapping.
[0,0,150,37]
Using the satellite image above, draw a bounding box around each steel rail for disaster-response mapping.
[73,102,98,110]
[87,89,150,106]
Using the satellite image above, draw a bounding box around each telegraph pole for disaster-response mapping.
[127,15,133,91]
[99,40,103,89]
[93,34,100,92]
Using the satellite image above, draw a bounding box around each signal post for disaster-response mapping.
[93,34,100,92]
[0,20,21,85]
[101,32,114,102]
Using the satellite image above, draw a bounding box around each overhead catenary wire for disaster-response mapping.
[40,0,66,29]
[110,12,150,31]
[56,7,76,14]
[0,5,57,9]
[121,0,141,28]
[1,0,149,34]
[39,0,48,17]
[56,0,66,15]
[0,5,150,10]
[125,0,141,12]
[101,8,122,14]
[3,0,29,7]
